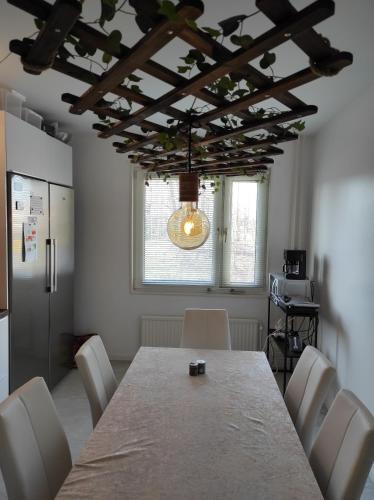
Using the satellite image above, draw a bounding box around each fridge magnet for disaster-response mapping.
[23,221,38,262]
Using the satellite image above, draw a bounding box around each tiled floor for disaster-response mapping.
[0,361,130,500]
[0,362,373,499]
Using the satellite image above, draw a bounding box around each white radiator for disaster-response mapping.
[140,316,262,351]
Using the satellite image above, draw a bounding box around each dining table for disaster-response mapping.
[56,347,323,499]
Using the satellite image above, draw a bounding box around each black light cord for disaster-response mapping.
[188,120,192,174]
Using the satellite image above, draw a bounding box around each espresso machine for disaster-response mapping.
[283,250,306,280]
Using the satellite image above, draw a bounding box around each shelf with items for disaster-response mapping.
[266,296,319,394]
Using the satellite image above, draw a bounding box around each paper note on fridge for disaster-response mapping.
[23,221,38,262]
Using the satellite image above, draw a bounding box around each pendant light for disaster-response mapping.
[167,120,210,250]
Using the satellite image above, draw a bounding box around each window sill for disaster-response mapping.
[131,284,268,298]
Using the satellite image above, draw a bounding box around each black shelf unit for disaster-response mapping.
[266,295,319,394]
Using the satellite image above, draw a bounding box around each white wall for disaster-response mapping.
[72,135,298,360]
[304,83,374,415]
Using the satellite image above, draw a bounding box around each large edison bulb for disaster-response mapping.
[167,201,210,250]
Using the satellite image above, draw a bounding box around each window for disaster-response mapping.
[133,170,268,293]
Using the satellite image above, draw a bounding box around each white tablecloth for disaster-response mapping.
[57,347,322,499]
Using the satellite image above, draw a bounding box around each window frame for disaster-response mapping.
[131,168,269,296]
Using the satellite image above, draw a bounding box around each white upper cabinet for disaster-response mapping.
[3,112,72,187]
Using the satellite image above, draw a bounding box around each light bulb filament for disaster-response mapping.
[183,219,194,236]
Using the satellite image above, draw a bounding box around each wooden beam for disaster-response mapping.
[19,0,81,75]
[196,56,351,127]
[139,149,279,169]
[198,106,317,147]
[116,106,314,154]
[69,2,204,115]
[179,22,303,137]
[136,143,285,166]
[7,0,257,115]
[61,93,172,137]
[178,25,304,112]
[155,164,268,175]
[8,0,304,144]
[100,0,334,139]
[257,0,353,64]
[122,132,297,159]
[143,156,274,173]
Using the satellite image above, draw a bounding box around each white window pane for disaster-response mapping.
[222,178,267,288]
[143,178,216,285]
[228,182,257,284]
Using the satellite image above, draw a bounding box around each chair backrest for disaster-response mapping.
[0,377,72,500]
[309,389,374,500]
[180,309,231,350]
[75,335,118,427]
[284,345,335,455]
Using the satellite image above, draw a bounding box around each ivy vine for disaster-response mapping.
[30,0,312,189]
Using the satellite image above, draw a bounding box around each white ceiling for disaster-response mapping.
[0,0,373,137]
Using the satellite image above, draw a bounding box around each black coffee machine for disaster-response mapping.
[283,250,306,280]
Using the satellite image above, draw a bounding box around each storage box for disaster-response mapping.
[43,120,58,137]
[22,107,43,129]
[0,89,26,118]
[56,130,71,143]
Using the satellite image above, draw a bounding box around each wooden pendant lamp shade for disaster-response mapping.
[7,0,353,177]
[179,173,199,203]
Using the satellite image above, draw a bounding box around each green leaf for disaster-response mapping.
[34,18,44,30]
[185,19,198,30]
[288,120,305,132]
[230,34,253,49]
[177,65,190,74]
[202,26,221,38]
[130,84,142,93]
[166,118,175,124]
[158,0,179,21]
[106,29,122,55]
[100,0,116,26]
[188,49,204,62]
[75,43,87,57]
[218,76,236,91]
[58,45,74,61]
[233,89,247,98]
[245,79,255,92]
[218,14,247,36]
[180,56,195,65]
[119,108,131,118]
[259,51,276,69]
[66,34,78,46]
[196,61,210,72]
[127,73,142,82]
[102,52,112,64]
[85,44,97,56]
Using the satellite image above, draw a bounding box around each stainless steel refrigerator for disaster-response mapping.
[8,173,74,391]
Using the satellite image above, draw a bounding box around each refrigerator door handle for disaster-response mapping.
[46,238,53,293]
[53,239,57,293]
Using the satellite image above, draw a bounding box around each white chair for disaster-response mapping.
[309,389,374,500]
[180,308,231,350]
[75,335,118,427]
[0,377,72,500]
[284,345,335,455]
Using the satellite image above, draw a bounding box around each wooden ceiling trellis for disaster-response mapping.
[8,0,353,176]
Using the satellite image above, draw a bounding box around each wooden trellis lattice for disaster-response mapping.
[8,0,352,176]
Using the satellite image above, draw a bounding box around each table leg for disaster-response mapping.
[314,315,319,348]
[267,297,271,360]
[283,313,288,395]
